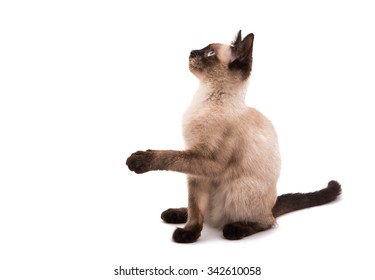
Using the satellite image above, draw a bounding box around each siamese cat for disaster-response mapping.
[126,31,341,243]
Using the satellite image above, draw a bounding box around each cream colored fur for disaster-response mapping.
[183,43,280,228]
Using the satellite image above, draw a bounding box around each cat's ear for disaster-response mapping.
[229,33,254,79]
[231,30,242,47]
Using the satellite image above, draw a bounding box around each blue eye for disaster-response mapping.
[207,50,216,57]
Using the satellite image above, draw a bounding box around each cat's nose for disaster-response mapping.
[190,50,199,58]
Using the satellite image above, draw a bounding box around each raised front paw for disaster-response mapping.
[126,150,155,174]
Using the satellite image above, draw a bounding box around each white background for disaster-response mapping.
[1,0,374,279]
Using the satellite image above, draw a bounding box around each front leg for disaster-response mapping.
[172,176,210,243]
[126,149,225,176]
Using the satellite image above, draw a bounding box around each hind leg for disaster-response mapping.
[161,207,188,224]
[223,221,272,240]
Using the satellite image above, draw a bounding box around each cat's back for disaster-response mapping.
[242,107,274,130]
[241,106,280,154]
[239,106,281,178]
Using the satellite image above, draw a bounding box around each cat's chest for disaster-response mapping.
[182,107,228,148]
[181,86,242,148]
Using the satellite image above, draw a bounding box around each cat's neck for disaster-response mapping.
[194,80,248,113]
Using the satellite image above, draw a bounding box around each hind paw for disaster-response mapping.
[223,223,250,240]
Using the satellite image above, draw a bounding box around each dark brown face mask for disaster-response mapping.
[189,30,255,81]
[189,44,220,75]
[190,45,213,58]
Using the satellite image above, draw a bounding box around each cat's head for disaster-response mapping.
[189,30,254,83]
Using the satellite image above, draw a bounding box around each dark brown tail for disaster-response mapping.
[272,180,342,218]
